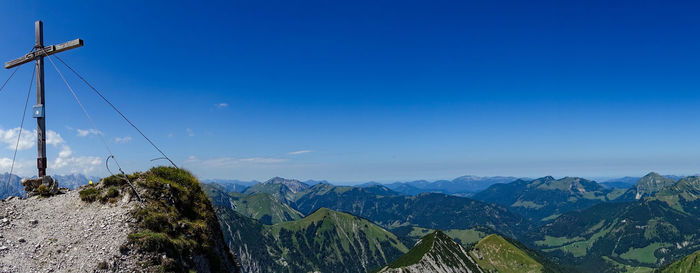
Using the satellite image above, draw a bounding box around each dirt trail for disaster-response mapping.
[0,190,137,273]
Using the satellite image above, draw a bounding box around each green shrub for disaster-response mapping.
[106,186,120,197]
[79,187,100,202]
[100,186,121,203]
[128,231,171,252]
[37,185,51,197]
[128,231,197,256]
[142,212,172,234]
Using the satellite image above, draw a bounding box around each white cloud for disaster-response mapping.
[215,102,229,109]
[50,139,101,174]
[76,129,101,137]
[0,157,11,169]
[0,128,68,151]
[0,127,102,175]
[288,150,312,155]
[0,157,33,176]
[186,128,195,137]
[185,156,287,168]
[46,130,65,146]
[115,136,132,143]
[0,128,34,151]
[0,128,100,176]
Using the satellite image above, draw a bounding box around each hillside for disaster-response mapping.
[652,176,700,214]
[377,230,484,273]
[294,184,526,237]
[469,234,544,273]
[0,167,239,273]
[235,193,304,224]
[203,183,303,224]
[529,199,700,272]
[214,205,283,273]
[659,250,700,272]
[212,202,409,273]
[472,176,622,223]
[272,208,408,272]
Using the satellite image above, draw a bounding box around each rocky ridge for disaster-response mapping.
[377,230,484,273]
[0,167,239,273]
[0,188,135,272]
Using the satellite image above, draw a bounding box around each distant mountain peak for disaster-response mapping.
[644,171,662,177]
[309,207,333,216]
[264,176,297,184]
[635,172,675,200]
[530,176,600,193]
[261,177,309,193]
[378,230,484,273]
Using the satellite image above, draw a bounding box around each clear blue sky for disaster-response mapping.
[0,0,700,183]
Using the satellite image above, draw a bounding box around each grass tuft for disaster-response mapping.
[79,184,122,204]
[37,185,51,197]
[127,166,230,272]
[79,187,100,202]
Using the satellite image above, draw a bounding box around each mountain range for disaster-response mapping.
[242,177,310,203]
[0,173,24,199]
[208,184,409,273]
[201,172,700,273]
[525,174,700,272]
[472,176,629,223]
[294,183,526,237]
[204,183,304,224]
[361,175,521,196]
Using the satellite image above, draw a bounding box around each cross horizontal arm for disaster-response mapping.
[5,39,83,69]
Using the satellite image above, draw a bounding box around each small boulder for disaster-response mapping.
[22,176,58,197]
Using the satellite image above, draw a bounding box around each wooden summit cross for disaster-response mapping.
[4,20,83,194]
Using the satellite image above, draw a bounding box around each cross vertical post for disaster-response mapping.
[4,20,83,195]
[35,20,47,177]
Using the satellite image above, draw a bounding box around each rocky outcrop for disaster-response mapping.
[634,172,675,200]
[21,176,59,197]
[377,230,484,273]
[0,167,240,273]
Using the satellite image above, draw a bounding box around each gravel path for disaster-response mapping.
[0,190,137,273]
